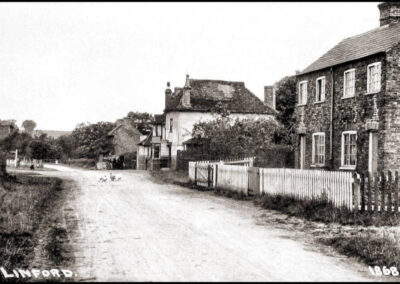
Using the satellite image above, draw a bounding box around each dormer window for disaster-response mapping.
[315,77,326,103]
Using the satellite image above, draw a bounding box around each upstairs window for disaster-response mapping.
[169,118,173,133]
[341,131,357,168]
[312,132,325,166]
[367,62,381,94]
[298,81,308,105]
[315,77,326,103]
[343,69,355,98]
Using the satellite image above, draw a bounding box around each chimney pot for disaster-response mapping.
[378,2,400,26]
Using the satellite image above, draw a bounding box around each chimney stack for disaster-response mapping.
[264,85,276,110]
[165,81,172,110]
[378,2,400,26]
[181,74,191,108]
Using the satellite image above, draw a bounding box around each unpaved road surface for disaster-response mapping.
[40,164,372,281]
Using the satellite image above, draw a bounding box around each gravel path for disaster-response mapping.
[41,164,372,281]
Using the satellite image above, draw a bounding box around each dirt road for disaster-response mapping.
[41,164,372,281]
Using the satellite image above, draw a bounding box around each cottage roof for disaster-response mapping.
[182,137,210,145]
[165,78,276,115]
[299,22,400,75]
[138,132,152,146]
[108,123,142,137]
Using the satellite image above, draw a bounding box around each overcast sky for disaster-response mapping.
[0,2,380,131]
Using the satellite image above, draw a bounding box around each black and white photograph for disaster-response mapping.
[0,1,399,282]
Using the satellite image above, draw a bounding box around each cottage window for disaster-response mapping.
[169,118,173,133]
[153,143,160,159]
[341,131,357,168]
[312,133,325,166]
[315,77,326,103]
[343,69,355,98]
[367,62,381,94]
[298,81,308,105]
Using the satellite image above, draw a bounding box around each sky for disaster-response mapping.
[0,2,380,131]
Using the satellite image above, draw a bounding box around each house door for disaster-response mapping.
[300,135,306,169]
[368,132,378,174]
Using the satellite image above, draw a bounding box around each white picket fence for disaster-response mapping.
[260,168,354,210]
[217,165,249,195]
[189,162,355,210]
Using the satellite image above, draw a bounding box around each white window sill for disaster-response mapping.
[341,95,355,100]
[311,164,326,168]
[339,166,356,171]
[314,100,325,105]
[366,90,381,95]
[297,103,307,107]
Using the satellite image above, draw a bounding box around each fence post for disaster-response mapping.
[207,165,211,188]
[194,164,197,185]
[381,171,386,212]
[388,171,393,212]
[353,172,360,211]
[360,173,365,212]
[395,171,399,213]
[215,164,218,188]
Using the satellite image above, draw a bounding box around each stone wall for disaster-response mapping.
[294,53,387,172]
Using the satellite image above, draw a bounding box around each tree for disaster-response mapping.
[274,75,297,145]
[192,117,287,159]
[71,122,115,159]
[119,111,154,134]
[22,120,37,135]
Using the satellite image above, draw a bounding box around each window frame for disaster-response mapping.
[169,118,173,133]
[311,132,326,166]
[341,131,357,170]
[343,69,356,99]
[298,80,308,106]
[367,62,382,94]
[153,143,161,159]
[315,76,326,103]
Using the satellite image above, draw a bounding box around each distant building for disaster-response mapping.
[294,2,400,173]
[107,119,147,156]
[0,120,17,140]
[141,74,277,170]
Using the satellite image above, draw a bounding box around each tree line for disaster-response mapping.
[0,111,154,161]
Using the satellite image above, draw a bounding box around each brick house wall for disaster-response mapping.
[382,42,400,170]
[294,53,387,173]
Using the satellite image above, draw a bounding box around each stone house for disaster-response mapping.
[160,74,277,170]
[294,2,400,174]
[108,120,146,156]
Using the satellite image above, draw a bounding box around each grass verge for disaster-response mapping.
[0,172,74,281]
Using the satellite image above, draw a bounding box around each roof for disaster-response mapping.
[299,22,400,75]
[165,78,276,115]
[108,122,143,137]
[0,120,16,127]
[182,137,210,145]
[138,132,152,146]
